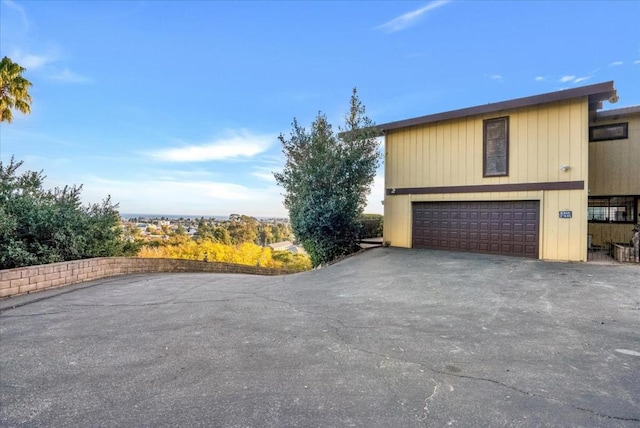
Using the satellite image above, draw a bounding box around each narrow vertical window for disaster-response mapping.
[483,117,509,177]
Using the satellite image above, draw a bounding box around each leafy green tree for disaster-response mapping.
[258,224,275,246]
[196,219,214,241]
[212,227,232,245]
[271,223,293,243]
[160,224,171,235]
[0,157,137,269]
[0,56,33,123]
[274,88,380,266]
[227,214,259,244]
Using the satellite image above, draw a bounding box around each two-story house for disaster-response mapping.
[378,81,639,262]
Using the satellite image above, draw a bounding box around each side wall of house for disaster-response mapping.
[384,98,589,261]
[588,112,640,197]
[587,111,640,247]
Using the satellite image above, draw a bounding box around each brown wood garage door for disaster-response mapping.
[412,201,539,258]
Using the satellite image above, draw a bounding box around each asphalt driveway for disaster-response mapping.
[1,248,639,427]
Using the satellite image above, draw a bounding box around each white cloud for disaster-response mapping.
[10,49,91,84]
[147,130,274,162]
[252,171,276,182]
[78,176,286,217]
[609,61,624,66]
[558,75,591,84]
[2,0,29,31]
[489,74,503,80]
[10,50,53,69]
[48,68,92,83]
[535,76,545,82]
[635,60,640,65]
[573,76,591,83]
[377,0,451,33]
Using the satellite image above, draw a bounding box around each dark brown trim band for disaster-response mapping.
[386,181,585,195]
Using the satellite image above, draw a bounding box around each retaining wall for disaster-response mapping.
[0,258,295,299]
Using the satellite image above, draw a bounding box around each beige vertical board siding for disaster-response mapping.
[466,119,475,181]
[588,140,601,193]
[398,131,405,187]
[542,190,559,260]
[571,101,588,182]
[459,120,467,183]
[385,99,588,189]
[587,223,636,247]
[541,190,586,261]
[384,195,411,247]
[395,131,402,187]
[444,123,452,185]
[527,108,539,182]
[515,108,526,182]
[557,104,571,182]
[390,129,399,188]
[417,127,424,185]
[547,106,560,183]
[450,122,459,183]
[537,108,550,182]
[589,112,640,196]
[411,128,418,185]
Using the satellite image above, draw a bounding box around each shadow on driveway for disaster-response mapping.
[1,248,639,427]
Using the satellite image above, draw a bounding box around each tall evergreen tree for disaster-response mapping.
[274,88,380,266]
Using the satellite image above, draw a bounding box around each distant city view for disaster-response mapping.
[121,213,289,222]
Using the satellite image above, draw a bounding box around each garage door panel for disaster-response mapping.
[413,201,539,258]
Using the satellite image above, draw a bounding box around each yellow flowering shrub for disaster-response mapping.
[137,240,310,272]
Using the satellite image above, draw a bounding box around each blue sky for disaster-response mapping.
[1,0,639,217]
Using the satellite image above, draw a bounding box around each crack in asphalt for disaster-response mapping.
[0,297,252,316]
[334,324,640,423]
[251,293,640,423]
[65,297,251,308]
[0,311,69,318]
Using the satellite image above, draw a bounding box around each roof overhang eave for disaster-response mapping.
[378,81,617,133]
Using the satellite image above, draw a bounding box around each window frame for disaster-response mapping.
[483,116,509,177]
[589,122,628,142]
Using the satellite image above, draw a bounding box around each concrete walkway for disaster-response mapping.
[1,248,639,427]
